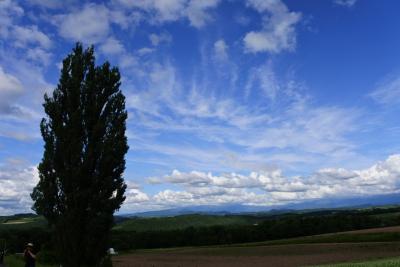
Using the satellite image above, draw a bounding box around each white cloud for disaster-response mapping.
[125,60,362,174]
[245,62,280,100]
[244,0,302,53]
[0,66,24,114]
[185,0,220,28]
[334,0,357,7]
[58,4,110,43]
[138,154,400,209]
[0,159,38,215]
[137,47,155,55]
[214,39,228,61]
[243,106,359,155]
[100,37,125,55]
[6,154,400,214]
[114,0,220,28]
[119,54,138,69]
[0,0,24,37]
[316,168,358,181]
[369,75,400,105]
[28,0,63,9]
[149,32,172,46]
[27,0,79,9]
[26,47,52,65]
[0,2,53,67]
[116,0,186,22]
[0,45,54,141]
[124,188,150,206]
[154,189,194,205]
[166,170,212,185]
[0,121,41,140]
[162,168,306,192]
[12,25,52,49]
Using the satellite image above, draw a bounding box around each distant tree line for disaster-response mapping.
[2,207,400,263]
[111,213,385,250]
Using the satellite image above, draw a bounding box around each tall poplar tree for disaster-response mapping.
[31,43,128,266]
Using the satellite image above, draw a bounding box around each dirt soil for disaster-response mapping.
[340,225,400,234]
[112,242,400,267]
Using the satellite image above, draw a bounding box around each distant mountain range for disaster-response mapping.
[121,193,400,217]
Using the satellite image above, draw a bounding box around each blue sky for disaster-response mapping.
[1,0,400,215]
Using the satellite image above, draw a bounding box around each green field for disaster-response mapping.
[2,205,400,233]
[311,257,400,267]
[0,214,47,230]
[4,226,400,267]
[0,213,259,232]
[2,207,400,267]
[234,231,400,247]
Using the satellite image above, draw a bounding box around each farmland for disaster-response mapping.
[112,242,400,267]
[6,230,400,267]
[0,214,46,230]
[2,206,400,266]
[112,225,400,267]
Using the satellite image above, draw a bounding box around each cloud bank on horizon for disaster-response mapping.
[1,0,400,215]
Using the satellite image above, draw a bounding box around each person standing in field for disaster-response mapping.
[24,243,36,267]
[0,249,5,267]
[0,239,6,267]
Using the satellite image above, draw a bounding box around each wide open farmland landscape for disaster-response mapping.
[3,1,400,267]
[112,226,400,267]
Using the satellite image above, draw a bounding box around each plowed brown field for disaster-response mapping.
[113,226,400,267]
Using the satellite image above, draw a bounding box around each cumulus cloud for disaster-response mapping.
[185,0,220,28]
[139,154,400,209]
[316,168,358,181]
[334,0,357,7]
[166,170,212,186]
[0,159,151,215]
[3,153,400,214]
[126,188,150,202]
[57,4,110,43]
[114,0,220,28]
[0,159,38,215]
[163,168,305,192]
[244,0,302,53]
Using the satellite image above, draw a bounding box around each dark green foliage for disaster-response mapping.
[31,43,128,267]
[99,255,113,267]
[0,227,50,254]
[110,213,386,250]
[2,207,400,257]
[113,214,259,232]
